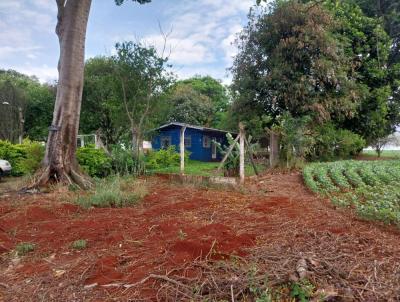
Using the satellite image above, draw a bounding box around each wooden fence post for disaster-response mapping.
[239,123,245,184]
[269,130,279,168]
[180,126,186,175]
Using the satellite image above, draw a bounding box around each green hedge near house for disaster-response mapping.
[76,145,112,178]
[145,146,190,170]
[0,140,44,176]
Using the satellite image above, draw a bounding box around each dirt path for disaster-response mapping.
[0,173,399,301]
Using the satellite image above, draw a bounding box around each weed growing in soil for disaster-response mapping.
[75,176,147,208]
[15,242,35,255]
[290,280,315,302]
[303,160,400,226]
[71,239,87,250]
[178,229,187,240]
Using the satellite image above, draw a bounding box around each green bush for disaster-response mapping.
[217,133,240,176]
[76,145,112,177]
[0,139,44,176]
[146,146,189,170]
[110,144,145,175]
[274,113,315,168]
[313,123,365,160]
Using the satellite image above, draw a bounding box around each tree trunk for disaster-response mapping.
[36,0,92,188]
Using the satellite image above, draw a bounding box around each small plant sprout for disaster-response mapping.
[15,242,35,256]
[71,239,87,250]
[178,229,187,240]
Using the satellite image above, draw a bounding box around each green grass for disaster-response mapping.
[71,239,87,250]
[148,160,266,177]
[15,242,35,256]
[362,150,400,158]
[75,176,147,208]
[303,160,400,227]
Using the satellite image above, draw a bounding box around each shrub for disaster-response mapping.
[76,145,112,177]
[0,139,44,176]
[75,176,147,208]
[313,123,365,160]
[110,144,145,175]
[71,239,87,250]
[15,242,35,255]
[336,129,365,158]
[274,113,315,168]
[217,133,240,176]
[146,146,189,170]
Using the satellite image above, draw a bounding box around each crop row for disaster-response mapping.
[303,160,400,227]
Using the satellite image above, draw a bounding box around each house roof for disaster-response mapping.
[153,122,236,135]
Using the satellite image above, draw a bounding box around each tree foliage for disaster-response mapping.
[81,57,123,146]
[165,82,214,126]
[0,69,55,142]
[113,41,174,152]
[232,0,399,147]
[161,76,231,129]
[231,1,359,131]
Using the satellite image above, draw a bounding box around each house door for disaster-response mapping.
[211,138,217,159]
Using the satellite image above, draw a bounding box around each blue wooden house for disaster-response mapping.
[152,122,234,162]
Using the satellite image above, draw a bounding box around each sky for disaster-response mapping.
[0,0,262,84]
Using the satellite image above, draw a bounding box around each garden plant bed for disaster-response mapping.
[0,173,399,301]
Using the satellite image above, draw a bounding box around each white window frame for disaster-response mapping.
[203,135,211,148]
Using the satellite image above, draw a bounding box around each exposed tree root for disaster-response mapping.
[26,166,93,192]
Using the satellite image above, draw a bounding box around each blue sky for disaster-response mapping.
[0,0,261,84]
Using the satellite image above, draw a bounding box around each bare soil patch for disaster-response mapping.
[0,173,399,301]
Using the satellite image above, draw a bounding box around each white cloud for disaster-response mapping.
[16,64,58,83]
[137,0,257,82]
[0,0,56,61]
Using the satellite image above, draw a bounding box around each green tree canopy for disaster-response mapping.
[231,1,359,132]
[165,82,214,126]
[0,69,55,142]
[176,76,230,128]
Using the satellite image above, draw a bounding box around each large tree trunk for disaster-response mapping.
[36,0,92,188]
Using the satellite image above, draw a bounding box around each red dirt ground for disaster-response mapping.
[0,173,399,301]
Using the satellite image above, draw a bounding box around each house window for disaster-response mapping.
[161,136,171,149]
[184,135,191,147]
[203,135,211,148]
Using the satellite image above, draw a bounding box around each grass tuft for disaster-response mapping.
[71,239,87,250]
[15,242,35,256]
[75,176,147,208]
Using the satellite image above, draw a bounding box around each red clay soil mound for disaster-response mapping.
[25,206,57,222]
[169,223,256,264]
[248,196,291,213]
[0,232,13,253]
[85,256,125,286]
[170,240,214,263]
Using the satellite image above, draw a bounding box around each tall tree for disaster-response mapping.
[36,0,151,188]
[113,41,173,157]
[81,57,123,147]
[179,76,230,128]
[231,1,359,136]
[318,0,400,145]
[165,82,214,126]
